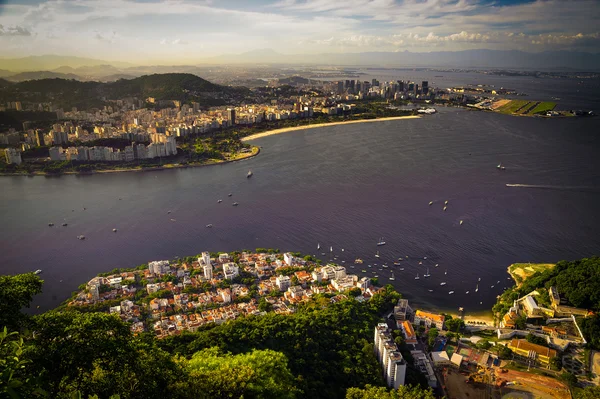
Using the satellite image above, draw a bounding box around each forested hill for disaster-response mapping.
[0,73,250,110]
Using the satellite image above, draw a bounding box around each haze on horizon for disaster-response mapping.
[0,0,599,65]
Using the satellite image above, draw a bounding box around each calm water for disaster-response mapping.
[2,108,600,314]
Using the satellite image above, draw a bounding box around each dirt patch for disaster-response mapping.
[491,99,511,110]
[444,369,489,399]
[496,369,570,399]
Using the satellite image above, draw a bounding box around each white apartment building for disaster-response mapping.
[223,263,239,280]
[283,252,294,266]
[148,260,170,275]
[276,275,291,291]
[374,323,407,389]
[4,148,22,164]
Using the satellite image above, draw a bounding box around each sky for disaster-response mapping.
[0,0,599,62]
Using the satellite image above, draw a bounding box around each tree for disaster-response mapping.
[576,386,600,399]
[549,356,562,371]
[345,384,436,399]
[445,318,465,333]
[178,347,298,399]
[526,333,548,347]
[498,345,513,360]
[427,328,439,348]
[258,298,273,312]
[0,327,44,398]
[348,287,362,297]
[0,273,43,330]
[477,340,492,350]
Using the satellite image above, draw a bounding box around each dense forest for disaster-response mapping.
[492,257,600,349]
[0,273,435,399]
[0,74,249,110]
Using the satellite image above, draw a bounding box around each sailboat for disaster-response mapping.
[330,246,333,253]
[247,170,253,178]
[478,277,481,282]
[377,237,386,246]
[435,263,439,267]
[424,268,431,278]
[375,251,380,258]
[475,284,479,292]
[465,291,470,294]
[440,282,447,286]
[449,291,455,295]
[443,206,447,211]
[429,201,433,206]
[415,273,420,280]
[389,272,395,281]
[445,269,447,275]
[460,220,464,225]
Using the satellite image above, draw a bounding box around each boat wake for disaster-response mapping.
[506,184,600,192]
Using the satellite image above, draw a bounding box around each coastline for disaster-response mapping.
[241,115,421,141]
[0,146,260,177]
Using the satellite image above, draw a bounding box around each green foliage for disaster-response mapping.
[477,340,492,350]
[177,347,298,399]
[159,298,387,398]
[0,273,43,330]
[345,384,436,399]
[427,328,438,348]
[0,327,44,398]
[559,371,578,388]
[525,333,548,347]
[575,385,600,399]
[348,287,362,297]
[498,345,513,360]
[549,356,562,371]
[445,318,464,333]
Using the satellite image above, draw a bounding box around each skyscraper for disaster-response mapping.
[422,81,429,95]
[227,108,236,126]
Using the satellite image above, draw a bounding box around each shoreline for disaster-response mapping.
[0,146,260,177]
[241,115,421,141]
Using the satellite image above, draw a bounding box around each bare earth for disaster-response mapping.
[241,115,421,141]
[491,99,511,110]
[496,369,570,399]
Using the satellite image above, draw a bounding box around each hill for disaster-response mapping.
[0,73,249,110]
[5,71,83,82]
[0,55,133,71]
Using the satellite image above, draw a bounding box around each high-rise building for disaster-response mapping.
[200,252,213,280]
[51,130,69,145]
[34,130,45,147]
[374,323,407,389]
[408,82,414,92]
[4,148,22,165]
[227,108,236,126]
[422,81,429,95]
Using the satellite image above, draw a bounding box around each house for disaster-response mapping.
[508,339,557,366]
[283,252,294,266]
[414,310,445,330]
[223,263,239,280]
[431,351,450,366]
[522,295,542,317]
[450,353,465,368]
[276,275,291,291]
[401,320,417,345]
[394,299,413,326]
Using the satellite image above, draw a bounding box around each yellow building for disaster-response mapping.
[508,339,557,366]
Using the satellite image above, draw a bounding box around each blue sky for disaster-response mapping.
[0,0,598,62]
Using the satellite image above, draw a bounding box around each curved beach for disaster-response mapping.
[241,115,421,141]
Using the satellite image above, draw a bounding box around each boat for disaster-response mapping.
[77,235,85,240]
[429,201,433,206]
[34,269,42,275]
[206,224,213,228]
[497,163,506,170]
[247,170,253,178]
[354,258,363,264]
[374,274,379,277]
[475,284,479,292]
[444,200,448,205]
[228,193,233,197]
[232,202,239,206]
[170,218,176,221]
[449,291,455,295]
[167,210,171,214]
[362,270,367,273]
[62,223,68,227]
[375,251,380,258]
[465,291,470,294]
[330,246,333,252]
[428,289,433,292]
[440,282,447,286]
[393,262,401,266]
[445,269,447,275]
[435,263,439,267]
[218,199,222,203]
[112,228,118,232]
[418,261,423,265]
[460,220,464,225]
[399,267,405,271]
[48,223,54,226]
[478,277,481,281]
[389,272,395,281]
[321,253,326,256]
[497,280,500,284]
[377,237,386,246]
[491,285,495,288]
[368,265,372,268]
[424,268,431,278]
[382,264,388,268]
[342,248,344,252]
[317,243,321,250]
[415,273,420,280]
[443,206,447,211]
[424,256,427,260]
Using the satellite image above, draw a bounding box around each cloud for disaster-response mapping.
[94,30,119,43]
[0,24,32,36]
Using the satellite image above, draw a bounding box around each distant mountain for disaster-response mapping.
[0,78,13,88]
[0,73,247,110]
[0,69,13,78]
[98,74,137,82]
[210,49,600,70]
[0,55,133,72]
[6,71,83,82]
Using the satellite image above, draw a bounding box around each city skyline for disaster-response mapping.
[0,0,599,64]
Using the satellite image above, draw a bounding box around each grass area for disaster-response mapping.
[496,100,530,114]
[503,361,558,378]
[529,102,556,115]
[508,263,556,285]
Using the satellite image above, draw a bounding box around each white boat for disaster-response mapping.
[449,291,455,295]
[389,272,395,281]
[440,282,447,286]
[375,251,380,258]
[228,193,233,197]
[399,267,405,271]
[429,201,433,205]
[445,269,447,275]
[342,248,344,252]
[444,200,449,205]
[317,243,321,250]
[415,273,420,280]
[424,256,427,260]
[232,202,238,206]
[424,268,431,278]
[206,224,213,228]
[77,235,85,240]
[478,277,481,282]
[418,261,423,265]
[491,285,495,288]
[443,206,447,211]
[48,223,54,226]
[382,264,388,268]
[34,269,42,275]
[112,228,118,232]
[428,289,433,292]
[247,170,253,178]
[475,284,479,292]
[377,237,386,246]
[435,263,439,267]
[330,246,333,252]
[218,199,222,203]
[465,291,470,294]
[460,220,464,225]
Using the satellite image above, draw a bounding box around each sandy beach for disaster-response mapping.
[241,115,421,141]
